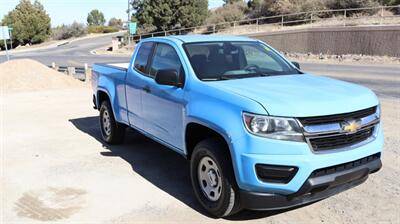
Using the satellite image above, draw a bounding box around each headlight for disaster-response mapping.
[243,112,304,142]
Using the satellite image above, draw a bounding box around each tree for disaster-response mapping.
[87,9,106,26]
[108,17,123,28]
[132,0,208,33]
[1,0,51,45]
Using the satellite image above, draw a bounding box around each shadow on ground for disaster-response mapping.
[69,116,300,220]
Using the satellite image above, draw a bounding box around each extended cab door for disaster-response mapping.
[141,42,186,151]
[125,42,155,130]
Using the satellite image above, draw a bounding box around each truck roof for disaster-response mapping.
[142,35,256,44]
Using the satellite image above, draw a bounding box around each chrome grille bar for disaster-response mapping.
[297,106,380,152]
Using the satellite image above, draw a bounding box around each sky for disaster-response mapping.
[0,0,225,27]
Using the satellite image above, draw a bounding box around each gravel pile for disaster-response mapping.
[0,59,84,93]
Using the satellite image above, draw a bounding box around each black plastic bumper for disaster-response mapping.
[240,155,382,211]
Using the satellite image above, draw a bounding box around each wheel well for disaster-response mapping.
[97,90,110,108]
[185,123,230,160]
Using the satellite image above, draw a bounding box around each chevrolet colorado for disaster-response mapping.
[91,35,383,217]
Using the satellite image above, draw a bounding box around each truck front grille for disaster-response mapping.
[298,106,376,126]
[308,126,375,151]
[298,106,379,152]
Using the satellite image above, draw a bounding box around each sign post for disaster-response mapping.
[127,0,131,45]
[0,26,10,61]
[129,22,137,45]
[8,27,13,50]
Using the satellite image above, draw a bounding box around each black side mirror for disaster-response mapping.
[155,69,181,87]
[292,61,300,69]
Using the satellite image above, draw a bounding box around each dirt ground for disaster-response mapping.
[1,63,400,223]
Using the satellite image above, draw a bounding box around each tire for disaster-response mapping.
[99,100,125,144]
[190,138,241,217]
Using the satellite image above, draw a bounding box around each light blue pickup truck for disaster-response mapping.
[92,35,383,217]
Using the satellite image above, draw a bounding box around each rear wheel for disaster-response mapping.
[190,138,241,217]
[99,100,125,144]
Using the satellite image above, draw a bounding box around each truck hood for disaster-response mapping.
[208,74,378,117]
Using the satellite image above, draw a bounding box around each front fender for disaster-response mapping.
[185,87,266,188]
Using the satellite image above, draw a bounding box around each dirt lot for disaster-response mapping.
[1,62,400,223]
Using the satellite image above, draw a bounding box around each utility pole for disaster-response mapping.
[128,0,130,45]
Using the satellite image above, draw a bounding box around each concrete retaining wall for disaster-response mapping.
[248,26,400,57]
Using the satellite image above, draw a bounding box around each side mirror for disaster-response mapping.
[155,69,181,87]
[292,61,300,69]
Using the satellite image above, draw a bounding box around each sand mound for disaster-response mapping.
[0,59,85,93]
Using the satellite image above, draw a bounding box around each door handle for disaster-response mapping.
[142,86,151,93]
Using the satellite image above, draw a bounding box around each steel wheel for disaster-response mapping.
[102,110,112,136]
[198,156,223,201]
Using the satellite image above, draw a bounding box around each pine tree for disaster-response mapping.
[1,0,51,45]
[87,9,106,26]
[132,0,208,33]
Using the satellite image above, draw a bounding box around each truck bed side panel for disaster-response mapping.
[93,64,128,124]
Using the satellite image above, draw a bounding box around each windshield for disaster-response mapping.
[183,41,301,81]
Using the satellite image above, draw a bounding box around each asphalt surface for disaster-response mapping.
[1,34,399,99]
[0,33,128,66]
[301,63,400,99]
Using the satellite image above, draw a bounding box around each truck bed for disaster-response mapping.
[94,63,130,71]
[92,62,130,95]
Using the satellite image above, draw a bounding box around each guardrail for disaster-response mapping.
[130,5,400,42]
[48,63,90,81]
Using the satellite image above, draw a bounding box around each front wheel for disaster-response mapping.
[190,139,241,217]
[99,100,125,144]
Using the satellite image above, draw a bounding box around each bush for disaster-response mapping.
[108,18,123,28]
[324,0,380,15]
[382,0,400,15]
[325,0,380,10]
[206,2,246,27]
[249,0,382,19]
[261,0,326,16]
[52,22,87,40]
[87,26,119,34]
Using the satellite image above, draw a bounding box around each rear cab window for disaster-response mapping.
[133,42,154,74]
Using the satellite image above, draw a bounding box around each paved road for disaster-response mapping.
[301,63,400,99]
[1,35,399,98]
[0,33,128,66]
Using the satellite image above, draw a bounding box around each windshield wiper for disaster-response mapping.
[220,73,267,80]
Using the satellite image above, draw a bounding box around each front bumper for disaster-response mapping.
[240,154,382,210]
[231,123,383,194]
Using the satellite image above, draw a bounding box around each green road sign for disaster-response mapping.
[8,27,13,31]
[129,22,137,35]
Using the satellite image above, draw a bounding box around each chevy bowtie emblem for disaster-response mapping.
[341,119,362,133]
